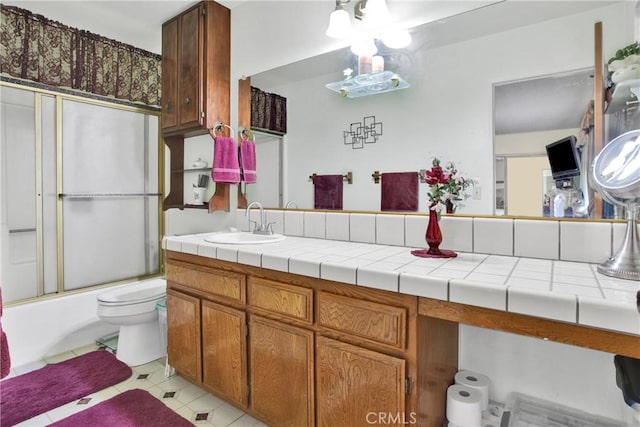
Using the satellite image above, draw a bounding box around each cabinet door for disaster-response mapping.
[167,289,201,384]
[161,18,178,130]
[249,315,314,427]
[202,300,248,408]
[316,336,407,427]
[178,5,202,128]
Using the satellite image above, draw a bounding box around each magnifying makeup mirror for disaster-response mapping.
[592,129,640,281]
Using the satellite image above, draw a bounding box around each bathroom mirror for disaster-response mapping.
[247,1,635,217]
[494,68,595,218]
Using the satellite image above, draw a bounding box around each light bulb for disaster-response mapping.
[326,8,352,38]
[381,29,412,49]
[351,39,377,56]
[361,0,390,29]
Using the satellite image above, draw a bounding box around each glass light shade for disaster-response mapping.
[362,0,390,29]
[381,29,412,49]
[351,39,377,56]
[326,8,352,38]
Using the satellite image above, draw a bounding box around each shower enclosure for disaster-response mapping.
[0,84,162,304]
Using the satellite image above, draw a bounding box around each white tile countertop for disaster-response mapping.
[163,233,640,337]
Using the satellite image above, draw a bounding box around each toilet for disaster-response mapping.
[97,278,167,366]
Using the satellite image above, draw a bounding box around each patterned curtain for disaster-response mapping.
[251,86,287,134]
[0,5,161,107]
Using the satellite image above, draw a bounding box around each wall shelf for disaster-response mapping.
[326,71,409,98]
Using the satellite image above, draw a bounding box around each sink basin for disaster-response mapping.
[204,232,286,245]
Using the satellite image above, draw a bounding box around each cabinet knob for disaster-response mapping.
[164,102,171,111]
[185,97,191,105]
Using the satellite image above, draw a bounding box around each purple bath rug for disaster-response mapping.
[49,388,193,427]
[0,350,131,426]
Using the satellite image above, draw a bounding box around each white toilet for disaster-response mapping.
[97,278,167,366]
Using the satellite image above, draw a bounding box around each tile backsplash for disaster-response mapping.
[267,210,629,265]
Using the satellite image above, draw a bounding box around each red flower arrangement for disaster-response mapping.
[425,157,472,213]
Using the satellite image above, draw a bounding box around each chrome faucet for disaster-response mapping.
[285,200,298,209]
[246,201,274,235]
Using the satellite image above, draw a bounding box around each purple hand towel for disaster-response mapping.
[212,136,240,184]
[381,172,419,211]
[314,175,344,210]
[239,139,257,184]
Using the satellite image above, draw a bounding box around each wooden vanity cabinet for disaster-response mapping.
[165,253,420,427]
[202,300,248,408]
[166,289,201,384]
[166,261,248,407]
[246,277,315,426]
[248,315,314,426]
[161,1,230,137]
[316,335,407,427]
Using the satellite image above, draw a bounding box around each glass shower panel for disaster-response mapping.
[41,95,58,295]
[61,100,160,290]
[0,86,38,303]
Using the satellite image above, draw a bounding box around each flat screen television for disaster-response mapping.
[545,135,581,180]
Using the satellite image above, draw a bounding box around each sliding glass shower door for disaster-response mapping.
[0,83,162,303]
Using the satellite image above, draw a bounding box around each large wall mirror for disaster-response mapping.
[494,68,595,218]
[246,1,637,219]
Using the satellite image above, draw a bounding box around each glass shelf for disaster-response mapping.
[325,71,410,98]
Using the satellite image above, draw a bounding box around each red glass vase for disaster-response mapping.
[425,209,442,255]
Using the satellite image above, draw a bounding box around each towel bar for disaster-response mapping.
[212,122,236,138]
[309,172,353,184]
[371,171,425,184]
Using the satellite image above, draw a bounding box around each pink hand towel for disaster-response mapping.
[239,139,257,184]
[211,136,241,184]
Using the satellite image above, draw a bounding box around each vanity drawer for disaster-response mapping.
[248,277,313,324]
[166,261,246,304]
[317,291,406,350]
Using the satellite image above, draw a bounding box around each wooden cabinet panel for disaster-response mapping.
[249,315,314,426]
[316,335,406,427]
[178,5,201,128]
[202,300,248,408]
[318,291,407,350]
[166,261,245,304]
[248,277,313,324]
[167,289,201,384]
[161,18,178,129]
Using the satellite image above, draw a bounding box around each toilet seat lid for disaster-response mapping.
[98,279,166,305]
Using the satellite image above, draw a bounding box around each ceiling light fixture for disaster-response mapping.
[325,0,412,49]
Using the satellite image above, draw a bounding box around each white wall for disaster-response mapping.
[459,325,623,421]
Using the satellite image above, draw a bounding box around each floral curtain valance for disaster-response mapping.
[251,86,287,134]
[0,5,161,107]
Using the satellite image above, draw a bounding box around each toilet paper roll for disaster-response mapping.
[455,370,490,410]
[446,384,482,427]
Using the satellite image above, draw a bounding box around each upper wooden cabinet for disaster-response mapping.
[161,1,230,137]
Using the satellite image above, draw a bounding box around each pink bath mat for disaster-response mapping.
[50,389,193,427]
[0,350,131,426]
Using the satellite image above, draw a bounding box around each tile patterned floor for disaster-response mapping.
[6,344,266,427]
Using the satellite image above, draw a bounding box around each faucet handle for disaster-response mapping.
[266,222,276,234]
[249,219,259,231]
